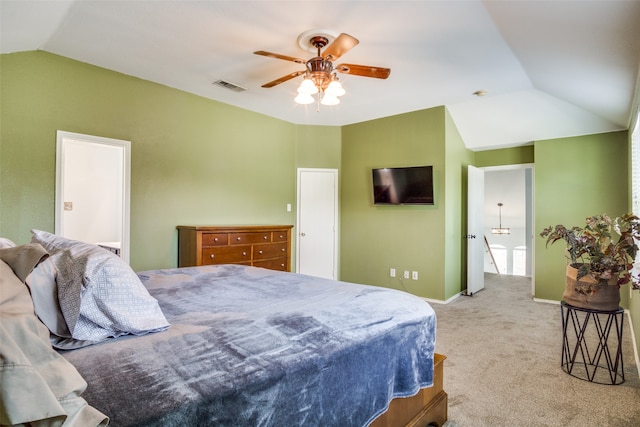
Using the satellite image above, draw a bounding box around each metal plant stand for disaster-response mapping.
[560,301,624,385]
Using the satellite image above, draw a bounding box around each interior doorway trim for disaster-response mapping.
[55,131,131,263]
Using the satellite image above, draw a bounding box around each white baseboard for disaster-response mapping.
[423,292,462,305]
[533,297,560,305]
[625,309,640,378]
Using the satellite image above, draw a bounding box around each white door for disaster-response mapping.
[296,168,338,279]
[467,165,485,295]
[55,131,131,263]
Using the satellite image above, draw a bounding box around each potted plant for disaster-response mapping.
[540,213,640,311]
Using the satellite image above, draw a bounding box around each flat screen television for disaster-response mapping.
[372,165,434,205]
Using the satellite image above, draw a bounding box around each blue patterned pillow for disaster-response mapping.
[31,230,169,347]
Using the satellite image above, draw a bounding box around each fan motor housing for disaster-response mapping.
[306,57,334,89]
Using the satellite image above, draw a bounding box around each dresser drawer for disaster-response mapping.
[229,232,271,245]
[253,243,288,260]
[202,246,251,264]
[202,233,229,246]
[254,258,288,271]
[272,231,289,242]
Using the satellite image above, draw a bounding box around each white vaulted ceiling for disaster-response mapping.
[1,0,639,150]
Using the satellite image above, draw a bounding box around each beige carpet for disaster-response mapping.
[432,273,640,427]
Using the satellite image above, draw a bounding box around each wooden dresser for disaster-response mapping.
[177,225,293,272]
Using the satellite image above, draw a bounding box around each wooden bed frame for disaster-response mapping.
[371,353,448,427]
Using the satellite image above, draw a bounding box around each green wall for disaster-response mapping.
[534,131,629,301]
[340,107,472,300]
[0,51,341,271]
[475,145,534,167]
[294,125,341,169]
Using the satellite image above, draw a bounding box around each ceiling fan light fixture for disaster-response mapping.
[320,93,340,106]
[297,78,318,95]
[325,79,345,97]
[294,93,315,105]
[255,31,389,109]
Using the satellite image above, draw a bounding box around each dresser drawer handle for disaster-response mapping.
[280,263,285,267]
[259,250,263,254]
[242,251,247,256]
[279,235,284,239]
[214,237,219,242]
[237,237,241,241]
[263,235,268,240]
[210,254,215,259]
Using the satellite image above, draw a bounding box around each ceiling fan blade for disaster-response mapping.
[336,63,391,79]
[261,70,306,88]
[322,33,359,60]
[254,50,307,64]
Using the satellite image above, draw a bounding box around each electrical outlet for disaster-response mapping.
[390,268,396,278]
[403,270,410,279]
[412,271,418,280]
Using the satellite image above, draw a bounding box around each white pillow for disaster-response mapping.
[0,237,17,249]
[31,230,169,346]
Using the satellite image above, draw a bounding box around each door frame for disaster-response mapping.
[295,168,339,279]
[55,131,131,263]
[481,163,535,295]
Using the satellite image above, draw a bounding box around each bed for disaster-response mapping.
[0,232,447,427]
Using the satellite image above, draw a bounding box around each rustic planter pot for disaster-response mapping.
[564,264,620,311]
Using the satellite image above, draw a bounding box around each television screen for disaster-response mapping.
[372,166,434,205]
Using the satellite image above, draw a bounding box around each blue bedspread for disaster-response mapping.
[62,264,436,426]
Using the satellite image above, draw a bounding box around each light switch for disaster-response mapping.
[287,203,292,212]
[64,201,73,211]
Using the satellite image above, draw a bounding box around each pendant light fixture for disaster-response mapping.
[491,202,511,235]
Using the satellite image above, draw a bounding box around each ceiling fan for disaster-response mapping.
[254,32,390,105]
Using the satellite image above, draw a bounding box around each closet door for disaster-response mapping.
[296,168,338,279]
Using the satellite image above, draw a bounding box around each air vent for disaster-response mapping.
[212,79,247,92]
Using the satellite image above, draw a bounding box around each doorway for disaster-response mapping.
[467,164,534,296]
[55,131,131,263]
[483,165,533,275]
[296,168,338,279]
[483,164,534,292]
